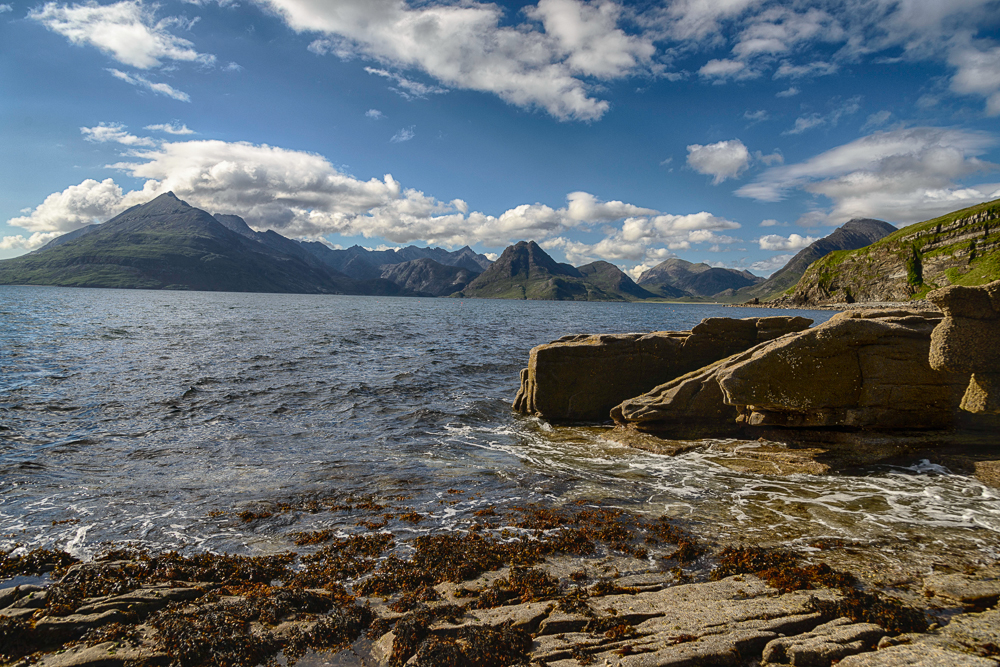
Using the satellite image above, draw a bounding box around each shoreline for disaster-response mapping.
[2,494,998,667]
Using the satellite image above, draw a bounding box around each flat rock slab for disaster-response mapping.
[837,644,998,666]
[923,573,1000,607]
[762,617,885,666]
[28,641,170,667]
[371,574,844,666]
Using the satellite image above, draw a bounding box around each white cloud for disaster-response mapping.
[565,191,657,222]
[733,7,843,59]
[145,123,195,135]
[758,233,818,250]
[29,0,214,69]
[7,133,753,269]
[0,232,64,251]
[641,0,762,42]
[7,178,128,233]
[81,122,156,146]
[259,0,655,121]
[390,126,415,143]
[686,139,751,184]
[759,218,780,227]
[776,86,799,97]
[861,110,893,131]
[365,109,385,120]
[773,60,837,79]
[783,96,861,134]
[8,136,679,250]
[0,4,12,12]
[364,67,447,99]
[750,253,793,275]
[949,43,1000,116]
[699,58,752,80]
[544,212,742,265]
[744,109,769,123]
[108,68,190,101]
[737,127,1000,225]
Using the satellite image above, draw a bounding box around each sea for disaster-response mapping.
[2,285,999,576]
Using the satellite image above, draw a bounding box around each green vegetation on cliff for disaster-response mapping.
[785,199,1000,305]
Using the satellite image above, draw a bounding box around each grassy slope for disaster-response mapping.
[791,198,1000,302]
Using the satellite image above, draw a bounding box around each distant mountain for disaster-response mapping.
[577,261,659,301]
[455,241,656,301]
[726,218,896,303]
[0,193,410,295]
[637,258,763,298]
[297,242,492,280]
[379,258,478,296]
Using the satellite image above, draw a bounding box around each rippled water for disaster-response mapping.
[2,286,998,574]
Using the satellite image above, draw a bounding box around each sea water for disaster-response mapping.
[1,286,998,574]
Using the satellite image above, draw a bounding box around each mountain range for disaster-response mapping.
[455,241,658,301]
[0,193,492,296]
[5,191,996,304]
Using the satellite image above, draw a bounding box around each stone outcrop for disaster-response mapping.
[928,280,1000,414]
[513,316,812,422]
[613,310,980,437]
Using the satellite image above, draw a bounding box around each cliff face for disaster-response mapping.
[784,199,1000,306]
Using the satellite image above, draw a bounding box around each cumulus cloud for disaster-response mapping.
[776,86,799,97]
[750,253,793,275]
[257,0,656,121]
[7,178,128,233]
[108,68,190,101]
[145,123,195,135]
[758,233,818,250]
[6,135,749,267]
[81,122,156,146]
[737,127,1000,224]
[0,232,64,251]
[687,139,751,184]
[365,109,385,120]
[0,4,12,12]
[29,0,214,69]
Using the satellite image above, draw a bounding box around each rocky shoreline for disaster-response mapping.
[4,284,1000,667]
[515,281,1000,490]
[2,498,999,667]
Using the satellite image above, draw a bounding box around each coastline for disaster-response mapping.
[2,496,998,667]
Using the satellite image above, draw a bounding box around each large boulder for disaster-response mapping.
[513,316,812,422]
[928,280,1000,413]
[613,310,992,438]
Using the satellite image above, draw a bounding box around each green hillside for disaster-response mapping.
[784,199,1000,305]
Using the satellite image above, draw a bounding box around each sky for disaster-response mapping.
[2,0,1000,278]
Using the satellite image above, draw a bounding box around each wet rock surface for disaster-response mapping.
[513,316,811,422]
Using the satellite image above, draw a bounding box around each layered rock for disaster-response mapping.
[513,316,812,422]
[613,310,996,438]
[928,280,1000,414]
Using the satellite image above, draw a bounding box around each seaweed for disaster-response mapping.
[808,589,929,635]
[0,547,78,578]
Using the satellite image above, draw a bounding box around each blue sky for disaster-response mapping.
[2,0,1000,277]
